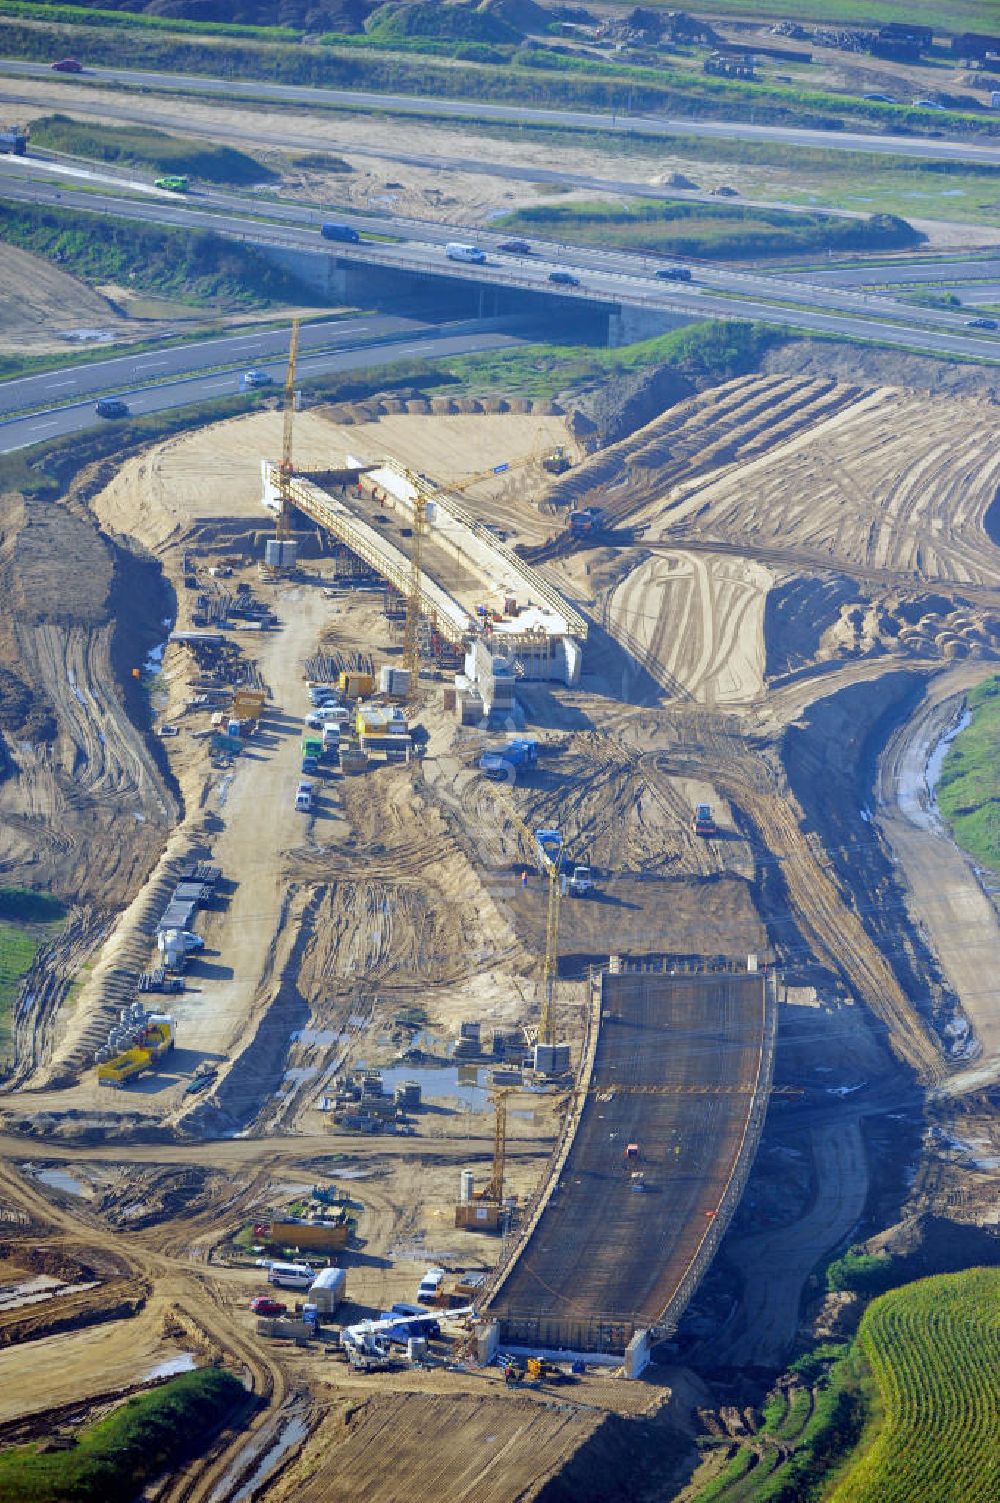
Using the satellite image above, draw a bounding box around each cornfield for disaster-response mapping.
[830,1267,1000,1503]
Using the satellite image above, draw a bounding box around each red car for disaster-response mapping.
[51,58,83,72]
[250,1296,286,1316]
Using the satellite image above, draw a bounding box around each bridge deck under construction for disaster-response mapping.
[488,970,773,1353]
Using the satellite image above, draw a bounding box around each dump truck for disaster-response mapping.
[567,506,603,537]
[693,803,716,836]
[541,446,571,475]
[479,737,538,784]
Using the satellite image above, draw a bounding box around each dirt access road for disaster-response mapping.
[878,663,1000,1095]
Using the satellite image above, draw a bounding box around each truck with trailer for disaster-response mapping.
[96,1010,174,1088]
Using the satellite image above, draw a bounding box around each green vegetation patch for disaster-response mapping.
[0,1367,245,1503]
[0,199,316,309]
[442,320,783,399]
[937,675,1000,871]
[367,0,521,45]
[29,114,277,185]
[826,1250,899,1297]
[829,1268,1000,1503]
[0,889,66,1061]
[495,198,921,261]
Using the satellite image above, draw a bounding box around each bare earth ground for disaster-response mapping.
[0,244,125,353]
[1,355,999,1498]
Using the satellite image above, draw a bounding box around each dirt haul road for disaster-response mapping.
[877,663,1000,1095]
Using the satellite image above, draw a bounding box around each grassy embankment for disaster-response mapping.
[2,6,997,140]
[0,198,317,308]
[684,1267,1000,1503]
[466,117,1000,228]
[0,887,66,1061]
[0,1367,246,1503]
[937,673,1000,870]
[28,113,277,185]
[494,199,921,260]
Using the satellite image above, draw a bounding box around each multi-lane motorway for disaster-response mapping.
[2,163,999,365]
[0,325,523,453]
[2,53,999,453]
[5,58,1000,166]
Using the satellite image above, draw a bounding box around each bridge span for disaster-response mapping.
[484,966,776,1355]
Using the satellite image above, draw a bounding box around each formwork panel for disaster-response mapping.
[488,970,772,1352]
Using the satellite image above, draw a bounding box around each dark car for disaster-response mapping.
[250,1296,287,1316]
[95,397,129,419]
[498,239,531,254]
[51,57,83,72]
[655,265,692,281]
[966,317,999,330]
[548,271,580,287]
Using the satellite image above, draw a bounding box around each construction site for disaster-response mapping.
[0,316,999,1500]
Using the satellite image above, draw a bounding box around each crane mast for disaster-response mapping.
[276,316,300,545]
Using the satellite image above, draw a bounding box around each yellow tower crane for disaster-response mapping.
[478,1088,510,1205]
[275,316,301,550]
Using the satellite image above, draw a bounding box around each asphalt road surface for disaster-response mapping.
[0,327,523,453]
[3,169,999,364]
[0,313,432,419]
[5,58,1000,165]
[799,258,1000,287]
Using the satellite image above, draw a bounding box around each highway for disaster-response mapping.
[5,57,1000,165]
[0,326,523,454]
[3,168,1000,365]
[0,313,435,418]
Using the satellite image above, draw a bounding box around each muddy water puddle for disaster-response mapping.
[22,1164,92,1198]
[213,1407,310,1503]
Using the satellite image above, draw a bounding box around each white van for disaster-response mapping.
[295,781,313,812]
[322,723,342,748]
[268,1261,314,1290]
[417,1266,446,1303]
[322,706,351,726]
[445,243,486,264]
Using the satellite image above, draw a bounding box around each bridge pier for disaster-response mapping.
[606,303,694,347]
